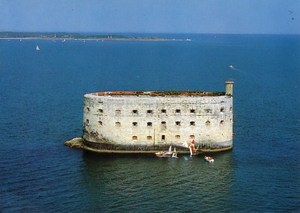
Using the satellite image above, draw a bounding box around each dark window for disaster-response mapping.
[132,136,138,140]
[115,122,121,127]
[161,109,167,113]
[161,121,166,130]
[147,136,152,140]
[132,110,138,114]
[99,121,102,125]
[147,122,152,127]
[176,109,181,113]
[161,135,166,140]
[147,110,153,114]
[98,109,103,113]
[176,121,181,126]
[220,107,225,112]
[175,135,180,140]
[132,122,138,127]
[190,109,195,113]
[190,121,195,126]
[220,120,224,125]
[206,120,211,126]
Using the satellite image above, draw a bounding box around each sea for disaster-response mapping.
[0,34,299,212]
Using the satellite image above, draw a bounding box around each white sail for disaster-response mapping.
[36,45,40,51]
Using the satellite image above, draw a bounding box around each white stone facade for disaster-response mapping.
[83,82,234,151]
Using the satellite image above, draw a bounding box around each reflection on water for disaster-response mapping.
[80,151,234,212]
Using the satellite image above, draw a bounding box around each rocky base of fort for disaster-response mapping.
[64,137,232,154]
[64,137,84,149]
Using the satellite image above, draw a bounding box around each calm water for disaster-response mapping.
[0,34,299,212]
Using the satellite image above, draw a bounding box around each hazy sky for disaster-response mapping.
[0,0,299,34]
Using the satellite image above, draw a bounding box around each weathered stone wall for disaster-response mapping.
[83,91,233,149]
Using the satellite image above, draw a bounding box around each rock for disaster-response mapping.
[64,137,84,149]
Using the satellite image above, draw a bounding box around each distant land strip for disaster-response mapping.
[0,32,191,42]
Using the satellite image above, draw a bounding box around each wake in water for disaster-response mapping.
[228,64,241,71]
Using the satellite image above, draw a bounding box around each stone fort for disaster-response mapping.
[82,81,234,153]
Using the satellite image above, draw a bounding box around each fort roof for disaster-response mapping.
[91,91,226,97]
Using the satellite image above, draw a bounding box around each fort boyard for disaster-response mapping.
[65,81,234,154]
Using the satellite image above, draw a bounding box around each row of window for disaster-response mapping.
[94,120,227,127]
[130,120,224,126]
[132,134,195,141]
[86,107,231,114]
[121,108,227,114]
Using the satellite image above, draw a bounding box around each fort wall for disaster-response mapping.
[82,81,234,152]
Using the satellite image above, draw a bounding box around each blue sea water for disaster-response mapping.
[0,34,299,212]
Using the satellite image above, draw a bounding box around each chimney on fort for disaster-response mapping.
[225,80,234,96]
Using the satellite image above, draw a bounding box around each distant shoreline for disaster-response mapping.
[0,36,191,42]
[0,32,192,42]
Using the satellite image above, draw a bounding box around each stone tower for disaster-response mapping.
[225,80,234,96]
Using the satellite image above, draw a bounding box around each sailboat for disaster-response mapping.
[155,145,177,158]
[189,139,200,156]
[36,45,40,51]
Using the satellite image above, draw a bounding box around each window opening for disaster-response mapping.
[205,109,212,113]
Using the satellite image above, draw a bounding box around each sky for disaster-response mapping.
[0,0,299,34]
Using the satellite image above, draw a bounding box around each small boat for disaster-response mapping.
[172,148,178,158]
[204,156,214,163]
[36,45,40,51]
[155,146,177,158]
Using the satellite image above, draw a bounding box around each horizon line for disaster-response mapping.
[0,31,299,36]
